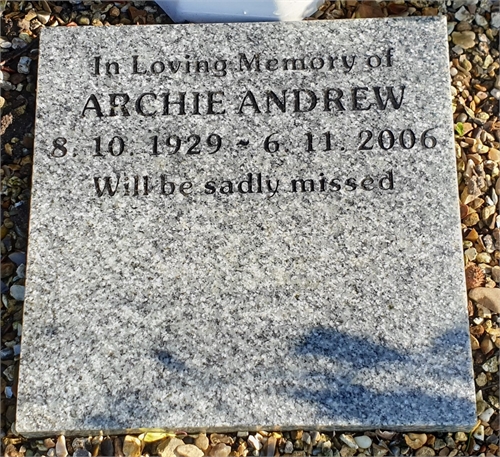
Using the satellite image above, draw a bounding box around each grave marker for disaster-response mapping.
[17,18,476,436]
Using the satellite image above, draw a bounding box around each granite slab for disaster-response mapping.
[17,17,476,436]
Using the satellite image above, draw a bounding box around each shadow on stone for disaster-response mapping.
[290,325,475,428]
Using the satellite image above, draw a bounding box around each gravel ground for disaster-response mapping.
[1,1,499,456]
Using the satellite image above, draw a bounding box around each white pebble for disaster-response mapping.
[56,435,68,457]
[17,56,32,75]
[473,425,485,441]
[491,88,500,101]
[9,285,25,301]
[11,37,27,50]
[340,434,358,449]
[354,436,372,449]
[482,356,499,373]
[465,248,477,261]
[479,407,494,422]
[491,12,500,29]
[284,441,294,453]
[0,81,15,91]
[247,435,262,451]
[455,6,472,21]
[475,14,488,27]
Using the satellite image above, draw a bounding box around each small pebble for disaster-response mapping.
[452,31,476,49]
[265,436,276,456]
[209,443,231,457]
[415,446,436,456]
[9,285,25,301]
[340,434,358,449]
[476,371,488,386]
[405,433,427,450]
[17,56,32,75]
[37,11,51,24]
[175,444,204,457]
[284,441,294,453]
[8,251,26,265]
[469,287,500,313]
[433,438,447,450]
[465,247,477,260]
[109,6,121,17]
[194,433,209,451]
[455,6,472,21]
[122,436,141,457]
[482,356,499,373]
[480,407,495,422]
[354,436,372,449]
[157,437,183,457]
[247,435,262,451]
[474,14,488,27]
[77,16,90,25]
[73,450,91,457]
[473,424,485,441]
[55,436,68,457]
[11,37,27,49]
[100,437,114,456]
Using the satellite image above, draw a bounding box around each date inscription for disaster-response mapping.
[50,127,437,160]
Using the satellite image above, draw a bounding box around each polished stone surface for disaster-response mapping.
[17,18,475,436]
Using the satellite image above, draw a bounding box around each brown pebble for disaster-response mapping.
[265,436,277,456]
[470,334,480,350]
[108,6,120,17]
[122,436,141,457]
[175,444,204,457]
[3,444,21,457]
[1,261,15,278]
[488,148,500,162]
[463,211,480,226]
[469,287,500,313]
[113,437,124,457]
[210,434,233,445]
[209,443,231,457]
[465,263,485,289]
[452,31,476,49]
[415,446,436,456]
[44,438,56,449]
[480,335,494,354]
[355,2,384,18]
[129,6,147,23]
[465,228,479,241]
[195,434,209,452]
[422,7,438,16]
[470,324,485,337]
[405,433,427,450]
[387,3,408,15]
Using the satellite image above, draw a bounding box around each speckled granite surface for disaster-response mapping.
[17,18,476,436]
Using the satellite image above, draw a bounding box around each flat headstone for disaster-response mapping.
[17,17,476,436]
